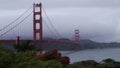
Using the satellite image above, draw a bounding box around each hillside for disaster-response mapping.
[42,39,120,50]
[2,39,120,51]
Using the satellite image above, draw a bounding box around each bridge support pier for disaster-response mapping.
[16,36,20,45]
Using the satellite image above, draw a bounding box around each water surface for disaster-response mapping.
[60,48,120,63]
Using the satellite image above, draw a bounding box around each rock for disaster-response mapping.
[35,48,70,65]
[60,56,70,65]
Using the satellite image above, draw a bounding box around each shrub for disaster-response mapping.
[66,62,83,68]
[10,60,63,68]
[0,45,63,68]
[14,41,36,52]
[102,58,115,63]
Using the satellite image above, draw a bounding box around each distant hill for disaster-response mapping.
[2,39,120,51]
[42,39,120,50]
[80,39,120,50]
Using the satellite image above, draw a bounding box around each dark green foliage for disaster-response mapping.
[0,46,15,68]
[66,60,98,68]
[9,60,63,68]
[14,41,36,52]
[2,45,120,68]
[102,58,116,63]
[66,62,83,68]
[97,58,120,68]
[66,59,120,68]
[0,45,63,68]
[81,60,98,65]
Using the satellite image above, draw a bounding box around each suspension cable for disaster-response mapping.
[0,11,32,38]
[43,19,59,38]
[42,6,62,38]
[0,6,32,31]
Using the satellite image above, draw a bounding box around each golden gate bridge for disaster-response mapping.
[0,3,80,50]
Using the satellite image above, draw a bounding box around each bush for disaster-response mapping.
[66,62,83,68]
[10,60,63,68]
[0,45,15,68]
[2,45,120,68]
[14,41,36,52]
[102,58,115,63]
[65,60,98,68]
[0,45,63,68]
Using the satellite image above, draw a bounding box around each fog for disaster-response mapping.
[0,0,120,42]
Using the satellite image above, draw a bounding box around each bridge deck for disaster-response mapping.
[0,40,80,45]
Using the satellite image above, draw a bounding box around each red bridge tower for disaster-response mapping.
[33,3,43,45]
[75,29,80,42]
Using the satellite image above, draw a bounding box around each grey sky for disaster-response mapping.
[0,0,120,42]
[0,0,120,9]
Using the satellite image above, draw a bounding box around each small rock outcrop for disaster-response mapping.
[36,48,70,65]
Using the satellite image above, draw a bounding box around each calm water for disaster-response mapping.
[60,48,120,63]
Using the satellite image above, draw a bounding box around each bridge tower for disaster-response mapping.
[75,29,80,42]
[33,3,43,47]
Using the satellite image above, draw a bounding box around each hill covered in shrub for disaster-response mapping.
[0,45,63,68]
[1,45,120,68]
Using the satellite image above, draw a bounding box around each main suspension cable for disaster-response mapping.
[0,11,32,38]
[42,6,62,38]
[43,19,59,38]
[0,6,32,31]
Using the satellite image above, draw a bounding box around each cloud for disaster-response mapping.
[0,0,120,42]
[0,0,120,10]
[43,7,120,42]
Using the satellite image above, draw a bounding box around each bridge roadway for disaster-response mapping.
[0,40,79,45]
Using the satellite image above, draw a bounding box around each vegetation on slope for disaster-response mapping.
[0,45,63,68]
[66,58,120,68]
[1,43,120,68]
[14,40,36,52]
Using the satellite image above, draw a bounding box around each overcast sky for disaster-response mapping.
[0,0,120,42]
